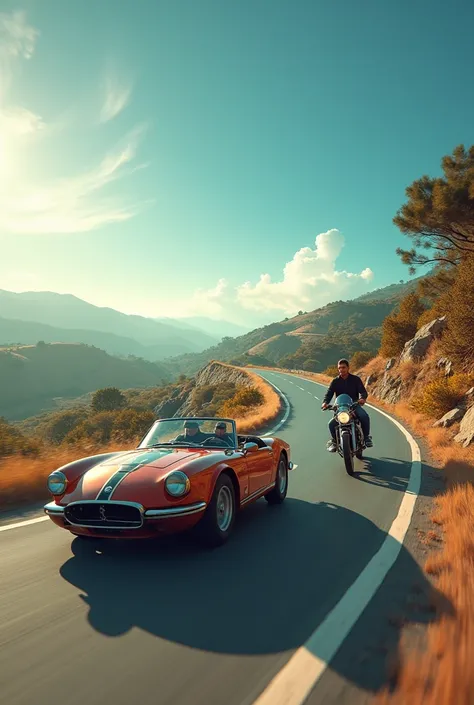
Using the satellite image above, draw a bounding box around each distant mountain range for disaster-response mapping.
[0,290,248,359]
[0,277,424,420]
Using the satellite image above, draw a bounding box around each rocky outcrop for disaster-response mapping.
[454,406,474,447]
[399,317,447,363]
[433,408,466,428]
[193,361,254,389]
[153,361,256,418]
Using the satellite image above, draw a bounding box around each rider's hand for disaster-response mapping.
[321,403,328,410]
[359,398,366,405]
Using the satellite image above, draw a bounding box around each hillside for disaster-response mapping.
[0,290,218,357]
[0,342,172,420]
[166,280,419,374]
[0,315,203,360]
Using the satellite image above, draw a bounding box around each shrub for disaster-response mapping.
[411,373,474,419]
[219,385,265,417]
[64,411,116,445]
[0,417,41,457]
[379,293,426,357]
[91,387,126,412]
[112,408,155,442]
[350,351,373,370]
[441,254,474,372]
[324,365,339,377]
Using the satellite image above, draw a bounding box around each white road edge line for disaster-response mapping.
[0,516,49,532]
[252,372,421,705]
[263,379,292,436]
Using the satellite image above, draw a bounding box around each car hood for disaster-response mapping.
[64,447,211,503]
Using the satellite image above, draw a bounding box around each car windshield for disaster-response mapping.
[138,417,238,450]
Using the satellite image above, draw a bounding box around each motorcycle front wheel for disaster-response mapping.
[342,432,355,476]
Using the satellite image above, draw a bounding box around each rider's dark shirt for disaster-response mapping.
[323,374,368,405]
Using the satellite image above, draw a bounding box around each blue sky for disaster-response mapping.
[0,0,473,326]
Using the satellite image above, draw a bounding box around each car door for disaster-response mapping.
[245,443,274,496]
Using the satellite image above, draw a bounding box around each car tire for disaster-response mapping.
[265,453,288,505]
[195,473,236,548]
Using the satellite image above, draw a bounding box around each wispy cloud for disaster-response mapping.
[180,229,374,323]
[100,65,133,123]
[0,10,151,236]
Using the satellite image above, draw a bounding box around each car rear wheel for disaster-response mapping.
[195,473,236,547]
[265,453,288,505]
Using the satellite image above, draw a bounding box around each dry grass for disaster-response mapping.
[0,439,128,508]
[363,355,388,378]
[230,366,282,433]
[0,363,282,508]
[374,482,474,705]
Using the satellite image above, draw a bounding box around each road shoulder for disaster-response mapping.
[304,425,445,705]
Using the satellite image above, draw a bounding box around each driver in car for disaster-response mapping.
[213,421,234,446]
[174,420,208,444]
[321,358,373,452]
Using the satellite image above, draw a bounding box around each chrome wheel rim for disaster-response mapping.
[278,459,287,494]
[216,486,233,532]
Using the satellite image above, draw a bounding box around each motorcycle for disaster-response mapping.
[323,393,365,476]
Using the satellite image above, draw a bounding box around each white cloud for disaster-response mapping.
[1,125,151,234]
[180,230,374,323]
[0,10,150,236]
[100,64,132,123]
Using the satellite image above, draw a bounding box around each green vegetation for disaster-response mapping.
[440,254,474,371]
[0,343,172,420]
[379,292,426,357]
[411,374,474,419]
[391,143,474,374]
[394,144,474,275]
[3,372,266,459]
[0,417,39,457]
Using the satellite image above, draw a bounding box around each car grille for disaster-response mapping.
[64,502,143,529]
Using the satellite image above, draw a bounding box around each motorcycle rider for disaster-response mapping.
[321,358,373,452]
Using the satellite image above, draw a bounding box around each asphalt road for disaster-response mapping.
[0,370,421,705]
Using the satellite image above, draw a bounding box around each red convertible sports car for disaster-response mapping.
[44,416,293,547]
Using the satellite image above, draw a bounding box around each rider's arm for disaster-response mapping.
[357,376,369,400]
[322,380,335,405]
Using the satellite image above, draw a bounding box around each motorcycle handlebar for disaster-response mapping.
[321,400,362,411]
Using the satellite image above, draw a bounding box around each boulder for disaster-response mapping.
[378,373,403,404]
[366,374,375,386]
[433,407,466,428]
[454,405,474,447]
[399,317,447,363]
[437,357,454,377]
[386,358,396,371]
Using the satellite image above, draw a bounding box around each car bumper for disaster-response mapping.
[44,500,207,538]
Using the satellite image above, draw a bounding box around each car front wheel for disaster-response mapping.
[265,453,288,505]
[195,473,236,547]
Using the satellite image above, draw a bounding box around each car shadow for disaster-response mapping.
[59,496,453,694]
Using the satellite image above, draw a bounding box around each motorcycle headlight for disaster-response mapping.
[165,471,190,497]
[47,471,67,495]
[337,411,351,424]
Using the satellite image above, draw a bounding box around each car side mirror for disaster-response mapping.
[243,442,259,454]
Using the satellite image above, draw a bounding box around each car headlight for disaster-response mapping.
[337,411,351,424]
[47,471,67,495]
[165,471,190,497]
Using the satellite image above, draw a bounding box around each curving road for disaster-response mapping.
[0,370,422,705]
